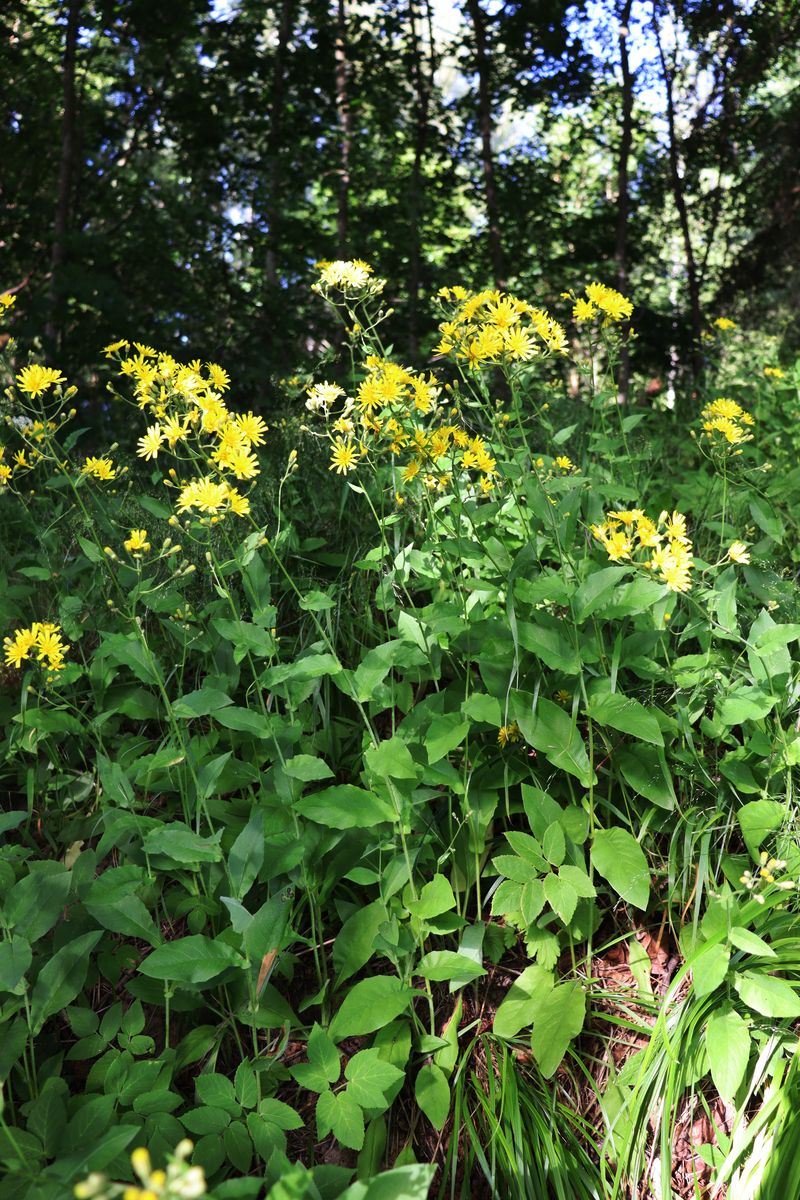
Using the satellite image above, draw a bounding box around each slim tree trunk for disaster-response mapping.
[615,0,634,403]
[334,0,352,256]
[465,0,503,289]
[407,0,434,358]
[653,2,703,382]
[264,0,295,288]
[46,0,80,352]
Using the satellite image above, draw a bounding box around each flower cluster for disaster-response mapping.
[1,291,15,312]
[700,397,754,448]
[498,722,522,747]
[740,851,795,902]
[569,281,634,324]
[107,343,261,520]
[713,317,736,331]
[591,508,694,593]
[312,259,385,298]
[763,366,785,380]
[74,1142,206,1200]
[124,528,150,555]
[82,455,118,481]
[434,286,568,367]
[3,622,69,672]
[305,355,500,497]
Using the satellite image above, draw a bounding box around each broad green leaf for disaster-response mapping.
[514,698,595,788]
[211,618,276,658]
[329,977,416,1041]
[543,874,578,924]
[734,971,800,1018]
[215,708,272,736]
[243,892,292,964]
[295,785,396,828]
[345,1049,404,1108]
[617,744,675,809]
[737,800,785,859]
[414,1063,450,1129]
[333,900,388,985]
[139,936,244,985]
[172,687,233,719]
[143,822,223,865]
[728,926,776,959]
[30,931,103,1034]
[586,692,663,746]
[316,1089,364,1150]
[692,941,730,998]
[308,1023,341,1084]
[493,964,554,1039]
[0,937,32,992]
[365,736,419,780]
[298,1165,437,1200]
[416,951,486,983]
[4,867,71,943]
[591,828,650,911]
[405,874,456,920]
[516,621,580,674]
[574,566,630,621]
[227,808,265,901]
[424,714,470,764]
[706,1008,750,1101]
[530,982,586,1077]
[461,693,502,725]
[504,831,547,871]
[283,754,335,781]
[717,688,776,726]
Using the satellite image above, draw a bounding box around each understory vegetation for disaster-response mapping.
[1,266,800,1200]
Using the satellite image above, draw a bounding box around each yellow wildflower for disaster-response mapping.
[727,541,750,564]
[16,364,66,398]
[137,425,164,460]
[81,456,117,481]
[124,529,150,555]
[329,437,358,475]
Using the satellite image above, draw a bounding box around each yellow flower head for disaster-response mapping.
[727,541,750,564]
[16,364,67,398]
[82,456,117,481]
[329,437,358,475]
[124,529,150,555]
[137,425,164,461]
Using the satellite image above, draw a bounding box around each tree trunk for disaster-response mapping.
[264,0,295,289]
[465,0,503,289]
[334,0,352,256]
[653,2,703,383]
[46,0,80,353]
[407,0,434,358]
[614,0,634,403]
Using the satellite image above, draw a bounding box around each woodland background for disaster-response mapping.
[3,0,800,403]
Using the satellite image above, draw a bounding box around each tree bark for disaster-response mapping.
[46,0,80,352]
[334,0,352,256]
[264,0,295,289]
[653,2,703,383]
[614,0,634,403]
[465,0,503,289]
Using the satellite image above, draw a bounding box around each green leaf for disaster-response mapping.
[574,566,630,621]
[543,874,578,924]
[182,1106,231,1135]
[329,977,417,1041]
[516,621,580,674]
[30,931,103,1034]
[728,927,776,959]
[84,867,161,945]
[172,687,234,719]
[586,692,663,746]
[706,1007,751,1101]
[365,736,419,780]
[345,1049,404,1108]
[617,745,675,809]
[692,941,730,997]
[514,698,595,788]
[295,785,395,828]
[243,892,292,964]
[494,964,554,1039]
[211,618,276,658]
[215,707,272,736]
[405,874,456,920]
[283,754,335,781]
[737,800,785,859]
[416,951,486,983]
[734,971,800,1018]
[461,693,502,725]
[717,687,776,726]
[139,936,244,985]
[333,900,389,985]
[0,937,32,992]
[424,714,470,764]
[316,1089,365,1150]
[530,982,585,1078]
[591,828,650,911]
[414,1063,450,1129]
[4,867,71,943]
[504,831,547,871]
[227,808,265,901]
[338,1164,437,1200]
[308,1024,343,1084]
[258,1098,304,1130]
[143,822,223,865]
